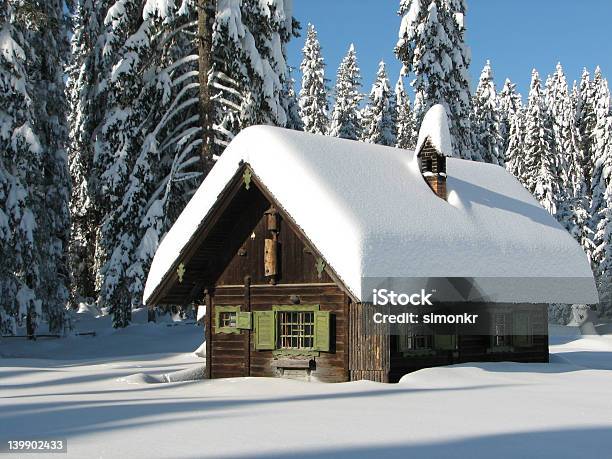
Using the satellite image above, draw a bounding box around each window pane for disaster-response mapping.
[278,311,315,349]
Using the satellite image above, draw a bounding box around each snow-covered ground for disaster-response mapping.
[1,313,611,459]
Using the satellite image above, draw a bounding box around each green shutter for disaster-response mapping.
[236,311,252,330]
[513,312,531,347]
[313,311,331,352]
[434,334,456,350]
[254,311,276,350]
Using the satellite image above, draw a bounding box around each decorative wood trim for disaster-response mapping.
[272,349,319,358]
[272,304,320,312]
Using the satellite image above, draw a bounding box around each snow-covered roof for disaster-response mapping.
[144,125,597,305]
[415,104,453,157]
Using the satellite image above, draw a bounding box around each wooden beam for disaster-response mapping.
[244,275,251,376]
[205,289,213,379]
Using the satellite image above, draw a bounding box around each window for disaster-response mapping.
[277,311,315,350]
[215,305,242,334]
[398,333,433,351]
[253,305,330,353]
[219,311,237,328]
[493,312,507,347]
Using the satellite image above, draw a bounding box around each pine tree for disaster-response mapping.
[593,182,612,317]
[328,44,362,140]
[569,83,588,199]
[545,63,589,246]
[68,0,298,326]
[440,0,474,158]
[505,107,526,181]
[396,0,474,158]
[0,1,40,334]
[589,67,612,229]
[362,61,397,146]
[590,69,612,309]
[31,0,72,333]
[0,0,71,334]
[498,78,522,159]
[299,24,328,135]
[577,68,597,190]
[523,70,557,214]
[283,67,304,131]
[471,60,503,165]
[211,0,297,144]
[67,0,109,304]
[395,76,415,149]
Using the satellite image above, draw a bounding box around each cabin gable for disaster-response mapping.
[147,164,349,307]
[217,203,334,286]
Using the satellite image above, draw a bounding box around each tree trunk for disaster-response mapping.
[197,0,216,174]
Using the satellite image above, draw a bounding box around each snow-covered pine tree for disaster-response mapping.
[361,61,397,146]
[238,0,296,129]
[505,106,526,181]
[299,23,328,135]
[0,1,40,334]
[395,0,474,158]
[569,83,589,199]
[440,0,474,158]
[546,64,593,261]
[29,0,72,333]
[67,1,111,304]
[0,0,71,334]
[471,60,503,165]
[396,0,446,125]
[68,0,298,326]
[98,1,204,325]
[328,43,362,140]
[283,66,304,131]
[498,78,523,157]
[590,68,612,313]
[546,64,593,266]
[395,76,415,149]
[523,69,557,214]
[589,67,612,231]
[576,68,597,191]
[592,181,612,318]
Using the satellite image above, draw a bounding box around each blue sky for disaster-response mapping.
[286,0,611,100]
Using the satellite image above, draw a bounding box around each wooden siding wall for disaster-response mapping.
[388,304,549,383]
[217,211,334,286]
[349,303,390,383]
[210,284,349,382]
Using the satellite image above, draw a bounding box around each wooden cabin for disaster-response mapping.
[144,106,597,383]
